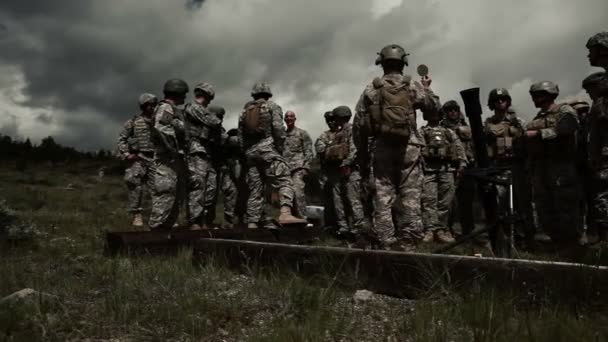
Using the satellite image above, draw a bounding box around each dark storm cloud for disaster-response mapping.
[0,0,606,150]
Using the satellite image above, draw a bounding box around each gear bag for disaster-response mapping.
[243,99,266,135]
[369,76,414,142]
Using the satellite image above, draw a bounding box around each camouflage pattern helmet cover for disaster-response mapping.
[442,100,461,111]
[138,93,158,106]
[207,105,225,118]
[529,81,559,95]
[251,82,272,96]
[586,31,608,49]
[582,72,605,90]
[375,44,409,66]
[332,105,352,118]
[163,79,189,94]
[194,82,215,100]
[487,88,512,110]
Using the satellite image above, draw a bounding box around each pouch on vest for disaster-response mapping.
[422,128,452,160]
[325,130,349,162]
[370,77,414,142]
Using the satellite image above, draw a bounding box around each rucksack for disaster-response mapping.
[369,76,414,141]
[243,99,267,135]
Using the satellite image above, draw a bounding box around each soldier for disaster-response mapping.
[183,82,222,230]
[353,44,440,250]
[238,82,306,228]
[420,107,466,243]
[525,81,581,247]
[316,111,338,229]
[283,110,314,218]
[149,79,189,231]
[585,31,608,243]
[483,88,527,250]
[315,106,367,236]
[440,101,476,237]
[117,93,158,227]
[219,128,245,229]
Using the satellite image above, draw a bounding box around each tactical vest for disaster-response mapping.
[130,116,154,153]
[443,120,474,162]
[485,119,518,159]
[422,126,452,160]
[526,105,577,160]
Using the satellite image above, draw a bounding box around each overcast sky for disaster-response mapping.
[0,0,605,151]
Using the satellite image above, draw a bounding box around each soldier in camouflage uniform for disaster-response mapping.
[238,83,306,228]
[440,101,476,237]
[525,81,581,247]
[483,88,528,250]
[219,129,245,229]
[420,107,466,243]
[117,93,158,227]
[283,111,314,218]
[353,44,440,250]
[585,32,608,243]
[316,111,338,229]
[315,106,368,236]
[149,79,189,231]
[183,83,222,230]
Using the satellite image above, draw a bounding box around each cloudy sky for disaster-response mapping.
[0,0,605,151]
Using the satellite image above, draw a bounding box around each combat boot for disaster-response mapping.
[222,222,234,230]
[132,213,144,227]
[201,223,212,230]
[189,224,203,231]
[435,230,455,243]
[277,205,308,225]
[247,222,259,229]
[422,231,434,243]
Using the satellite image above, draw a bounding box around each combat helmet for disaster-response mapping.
[375,44,409,66]
[138,93,157,107]
[251,82,272,97]
[207,105,225,118]
[582,72,605,90]
[586,31,608,49]
[529,81,559,96]
[194,82,215,100]
[487,88,512,110]
[163,79,189,95]
[442,100,461,112]
[332,105,352,119]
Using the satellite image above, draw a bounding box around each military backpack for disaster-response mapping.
[369,76,415,142]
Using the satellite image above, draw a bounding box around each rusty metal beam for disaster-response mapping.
[195,239,608,305]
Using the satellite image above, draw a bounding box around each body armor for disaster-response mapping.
[129,116,154,153]
[422,126,452,160]
[485,117,521,159]
[526,104,577,160]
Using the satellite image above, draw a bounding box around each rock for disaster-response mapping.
[0,288,58,314]
[353,289,374,302]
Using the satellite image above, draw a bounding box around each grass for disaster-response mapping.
[0,162,607,341]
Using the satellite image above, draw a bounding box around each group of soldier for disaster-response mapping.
[117,30,608,254]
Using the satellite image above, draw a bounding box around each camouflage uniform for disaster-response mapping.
[441,114,476,235]
[283,126,313,217]
[526,99,581,243]
[219,132,245,226]
[315,122,367,233]
[420,125,466,233]
[117,114,156,214]
[354,73,440,245]
[238,97,295,225]
[585,74,608,240]
[184,101,223,226]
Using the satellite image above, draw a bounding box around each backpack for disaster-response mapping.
[243,99,267,135]
[325,128,350,162]
[369,76,414,141]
